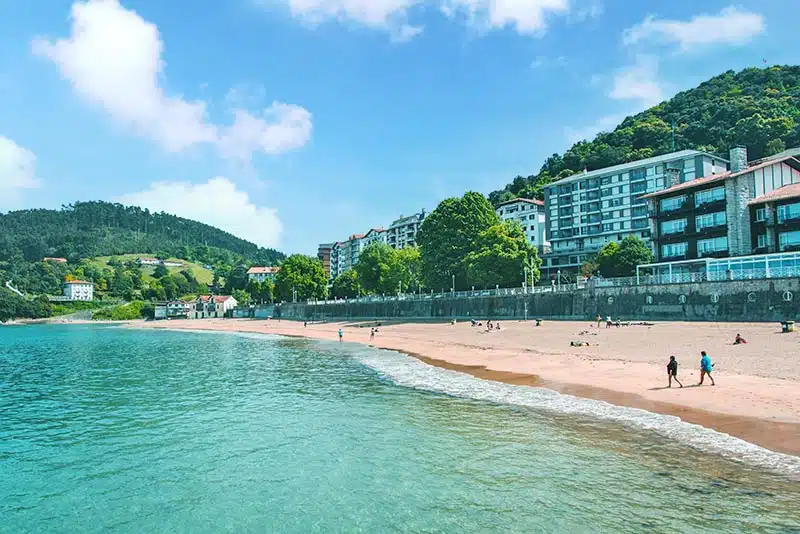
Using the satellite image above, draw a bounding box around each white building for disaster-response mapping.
[330,234,366,279]
[63,280,94,301]
[496,198,550,254]
[191,295,238,319]
[247,266,280,283]
[363,228,387,248]
[387,211,426,249]
[543,149,730,276]
[137,257,161,266]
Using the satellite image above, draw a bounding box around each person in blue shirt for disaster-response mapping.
[699,351,715,386]
[338,328,343,342]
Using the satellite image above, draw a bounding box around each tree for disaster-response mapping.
[232,288,250,306]
[331,270,362,299]
[274,255,328,302]
[416,192,500,291]
[594,236,653,278]
[355,243,394,294]
[153,264,169,279]
[224,264,248,293]
[462,221,539,288]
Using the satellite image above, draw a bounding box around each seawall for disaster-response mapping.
[272,279,799,322]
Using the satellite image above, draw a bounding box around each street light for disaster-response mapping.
[557,270,562,291]
[451,274,455,293]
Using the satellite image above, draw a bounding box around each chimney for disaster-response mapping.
[730,145,748,173]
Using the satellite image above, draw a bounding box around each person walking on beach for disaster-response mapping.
[370,328,375,341]
[338,328,343,342]
[699,351,715,386]
[666,356,683,388]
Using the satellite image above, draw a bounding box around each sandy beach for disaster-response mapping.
[138,318,800,456]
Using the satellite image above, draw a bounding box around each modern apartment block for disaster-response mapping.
[387,211,426,249]
[542,149,729,276]
[644,147,800,263]
[321,210,426,279]
[495,198,550,254]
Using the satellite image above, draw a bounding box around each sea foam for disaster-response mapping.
[352,344,800,477]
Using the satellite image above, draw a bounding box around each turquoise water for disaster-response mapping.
[1,325,799,533]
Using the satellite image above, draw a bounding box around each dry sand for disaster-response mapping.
[138,318,800,456]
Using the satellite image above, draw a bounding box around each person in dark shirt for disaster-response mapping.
[666,356,683,388]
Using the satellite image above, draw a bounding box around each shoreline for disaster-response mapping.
[134,318,800,457]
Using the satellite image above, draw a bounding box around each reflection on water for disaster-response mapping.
[0,325,798,534]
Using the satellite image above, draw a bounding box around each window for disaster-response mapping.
[646,166,655,176]
[695,211,726,230]
[661,242,688,258]
[660,195,687,212]
[755,207,767,222]
[757,234,768,248]
[695,186,725,207]
[656,164,663,174]
[631,182,647,194]
[632,205,648,217]
[661,218,687,235]
[697,236,728,256]
[684,158,695,170]
[777,202,800,223]
[631,168,646,181]
[684,171,696,182]
[779,230,800,251]
[601,177,612,186]
[632,218,649,229]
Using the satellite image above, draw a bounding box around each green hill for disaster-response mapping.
[489,65,800,206]
[0,201,283,296]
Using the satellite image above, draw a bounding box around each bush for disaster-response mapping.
[92,301,148,321]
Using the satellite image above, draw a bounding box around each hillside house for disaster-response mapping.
[191,295,238,319]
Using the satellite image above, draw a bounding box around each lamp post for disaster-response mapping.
[451,274,455,294]
[557,270,562,291]
[292,286,297,303]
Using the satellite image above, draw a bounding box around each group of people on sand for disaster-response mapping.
[470,318,500,331]
[665,351,715,388]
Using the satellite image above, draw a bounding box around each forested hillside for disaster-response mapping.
[0,201,284,265]
[489,66,800,206]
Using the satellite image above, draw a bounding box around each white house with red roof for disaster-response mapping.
[247,266,280,284]
[191,295,238,319]
[496,197,550,254]
[63,280,94,301]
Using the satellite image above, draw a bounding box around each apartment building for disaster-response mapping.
[495,198,550,254]
[542,149,729,276]
[317,243,333,278]
[321,210,426,279]
[386,211,426,249]
[645,147,800,263]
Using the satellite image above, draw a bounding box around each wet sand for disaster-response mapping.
[137,318,800,456]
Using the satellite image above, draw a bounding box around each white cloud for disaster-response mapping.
[34,0,311,161]
[0,136,39,211]
[116,177,283,248]
[623,6,765,51]
[609,55,663,107]
[272,0,573,38]
[218,103,313,161]
[442,0,570,35]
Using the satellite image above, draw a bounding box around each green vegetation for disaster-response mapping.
[416,192,538,290]
[92,301,149,321]
[582,236,654,278]
[84,254,214,285]
[354,243,422,295]
[50,300,112,317]
[0,289,52,322]
[275,255,329,302]
[330,269,362,299]
[489,66,800,206]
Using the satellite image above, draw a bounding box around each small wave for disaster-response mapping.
[352,345,800,476]
[149,328,284,341]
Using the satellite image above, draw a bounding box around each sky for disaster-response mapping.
[0,0,797,255]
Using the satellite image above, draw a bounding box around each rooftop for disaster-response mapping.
[247,266,280,275]
[544,149,722,188]
[496,197,544,208]
[198,295,233,303]
[749,182,800,205]
[64,280,92,285]
[643,156,800,199]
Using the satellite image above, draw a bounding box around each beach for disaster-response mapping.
[139,318,800,456]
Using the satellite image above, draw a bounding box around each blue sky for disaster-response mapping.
[0,0,797,254]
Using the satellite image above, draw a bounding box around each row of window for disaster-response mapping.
[660,186,727,213]
[662,212,727,234]
[661,236,729,259]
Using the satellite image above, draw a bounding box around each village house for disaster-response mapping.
[191,295,238,319]
[137,257,161,266]
[43,257,68,264]
[247,266,280,283]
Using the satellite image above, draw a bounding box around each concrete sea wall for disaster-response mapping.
[274,279,800,323]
